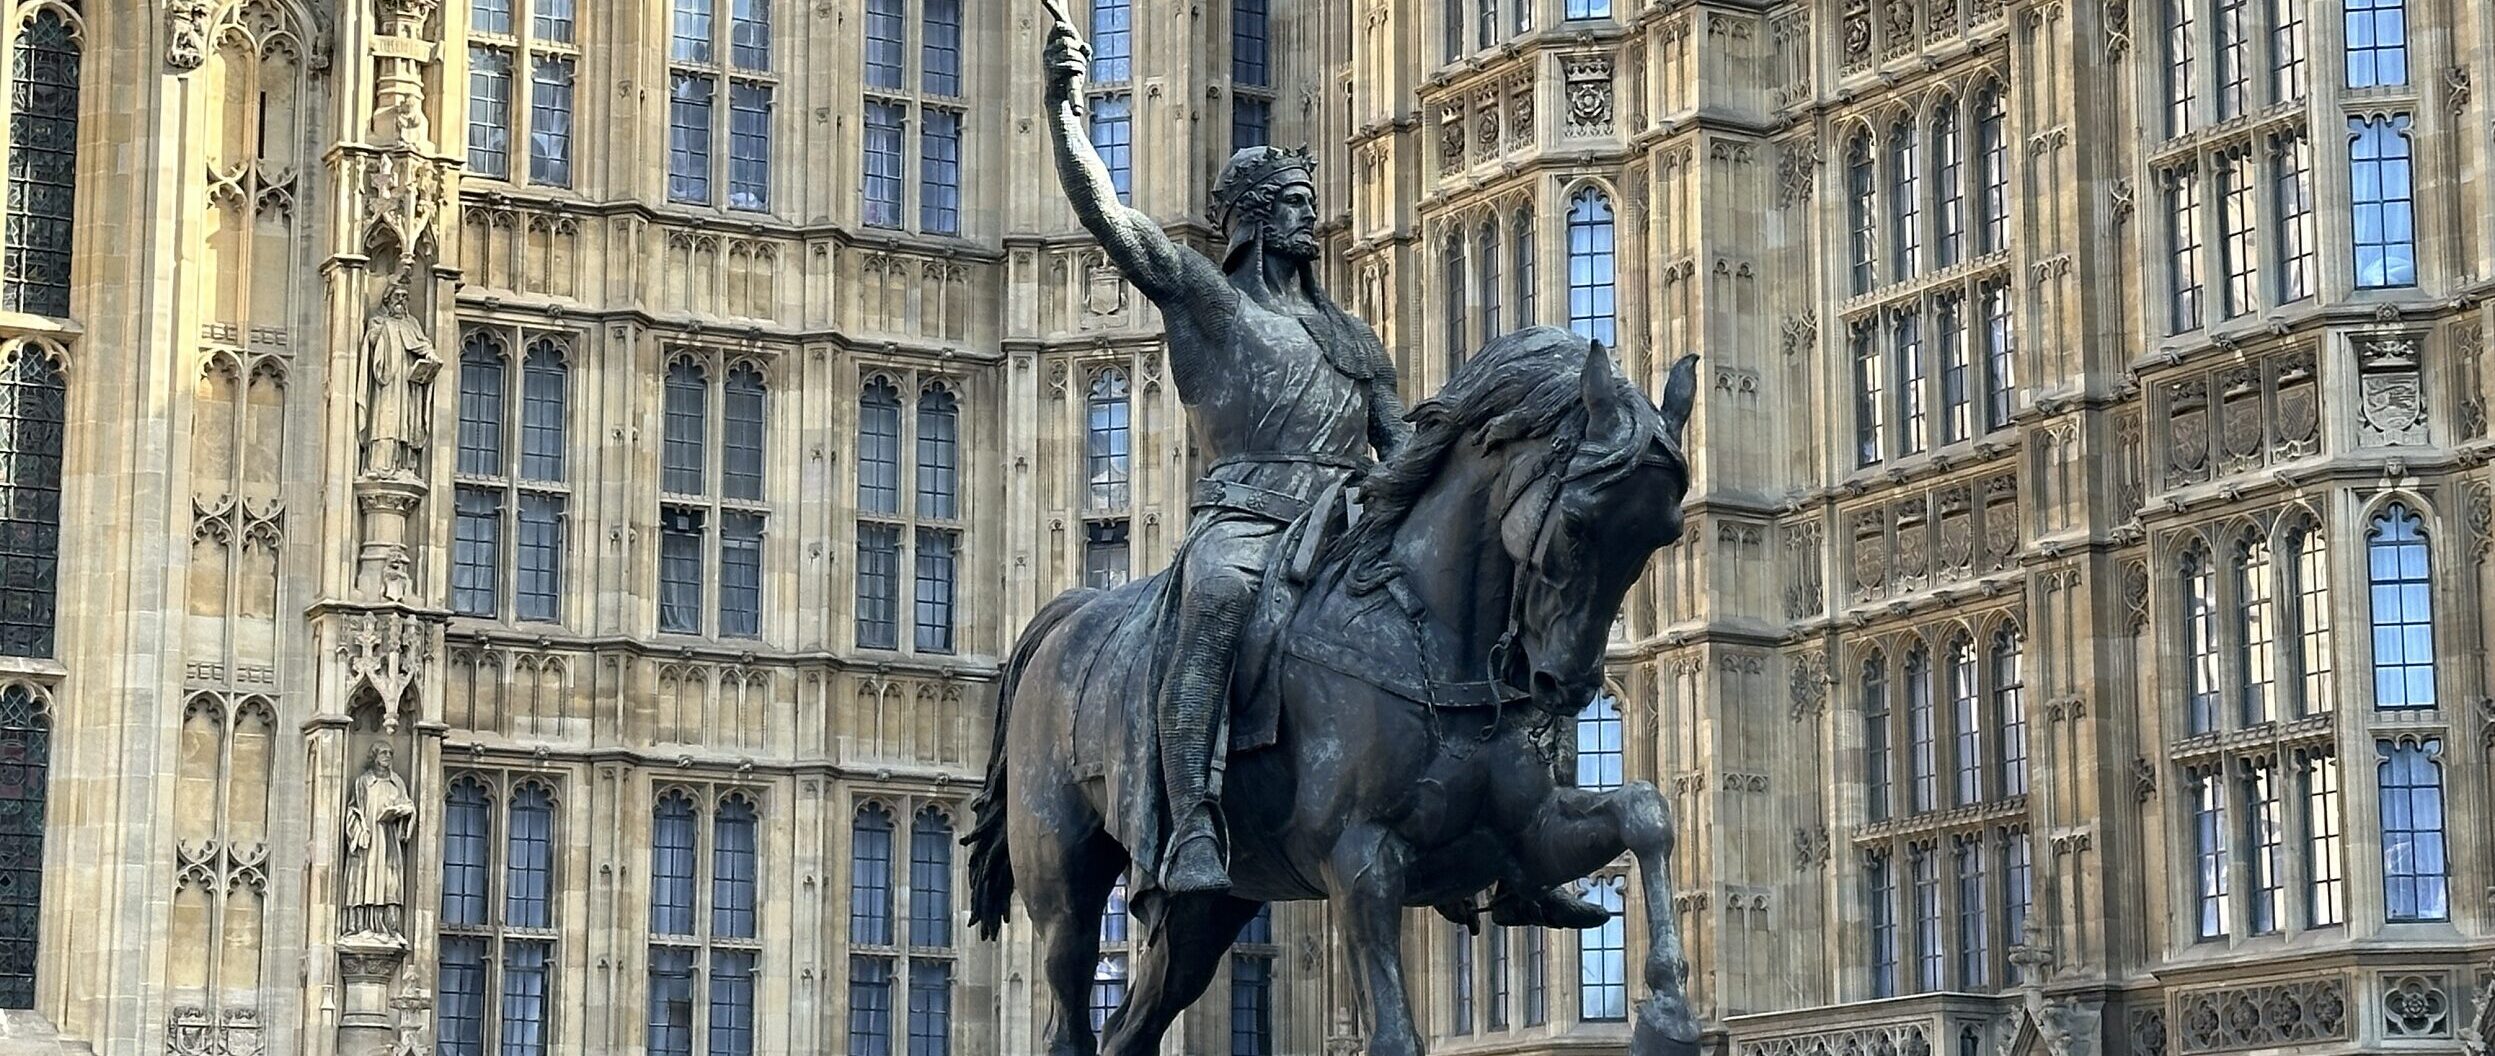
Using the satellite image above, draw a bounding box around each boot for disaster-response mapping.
[1490,883,1613,930]
[1163,802,1231,894]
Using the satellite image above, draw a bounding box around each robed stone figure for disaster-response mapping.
[1041,18,1613,930]
[356,280,441,478]
[343,742,415,941]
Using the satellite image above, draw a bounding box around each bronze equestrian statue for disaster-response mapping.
[962,10,1705,1056]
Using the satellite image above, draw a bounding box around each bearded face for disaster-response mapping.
[1254,181,1321,261]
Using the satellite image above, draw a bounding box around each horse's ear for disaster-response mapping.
[1659,354,1700,448]
[1580,339,1631,430]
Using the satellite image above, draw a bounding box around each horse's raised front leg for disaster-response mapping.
[1326,823,1423,1056]
[1513,782,1701,1056]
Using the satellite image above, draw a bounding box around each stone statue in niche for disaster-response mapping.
[356,279,441,479]
[343,741,416,942]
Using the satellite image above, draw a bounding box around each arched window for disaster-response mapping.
[1512,205,1537,326]
[1948,638,1981,807]
[1444,235,1469,371]
[1575,693,1623,791]
[2366,504,2435,709]
[508,783,555,929]
[909,806,954,947]
[2190,766,2228,939]
[437,773,559,1054]
[2378,738,2447,921]
[1852,320,1885,467]
[521,339,568,481]
[2182,545,2221,733]
[1887,118,1921,282]
[1846,134,1878,293]
[1905,647,1936,813]
[663,359,709,495]
[652,791,699,936]
[1892,306,1925,456]
[916,388,959,520]
[1863,654,1892,822]
[859,378,903,514]
[850,804,896,945]
[4,8,80,319]
[0,348,65,655]
[1087,368,1132,512]
[722,363,766,501]
[714,796,759,939]
[2237,534,2277,724]
[2283,521,2332,717]
[1991,632,2026,798]
[1578,875,1627,1021]
[457,333,509,478]
[2301,749,2344,927]
[857,379,905,650]
[1937,293,1970,445]
[1477,218,1503,340]
[1976,90,2008,255]
[1934,99,1965,267]
[1565,188,1615,347]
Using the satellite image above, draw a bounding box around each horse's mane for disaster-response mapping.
[1334,326,1615,585]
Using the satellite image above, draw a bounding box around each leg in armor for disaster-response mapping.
[1159,565,1256,895]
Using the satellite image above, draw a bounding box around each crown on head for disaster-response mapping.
[1210,146,1317,227]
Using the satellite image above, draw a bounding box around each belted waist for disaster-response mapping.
[1192,478,1314,521]
[1204,451,1368,474]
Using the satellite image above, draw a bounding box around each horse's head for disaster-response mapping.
[1494,339,1697,716]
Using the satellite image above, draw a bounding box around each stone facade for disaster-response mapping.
[1,2,2492,1056]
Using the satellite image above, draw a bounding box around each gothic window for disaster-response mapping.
[1905,647,1936,814]
[857,374,964,654]
[669,0,775,209]
[1852,320,1885,466]
[2300,748,2344,927]
[2244,757,2283,934]
[2344,0,2407,88]
[2214,0,2249,119]
[1477,218,1503,341]
[2190,767,2228,939]
[2217,152,2257,318]
[647,788,763,1056]
[1444,235,1468,372]
[1866,850,1897,998]
[658,354,769,639]
[1937,293,1969,445]
[1092,877,1133,1032]
[850,804,897,1054]
[1575,693,1623,791]
[1230,906,1276,1054]
[438,774,559,1056]
[1887,118,1921,281]
[2273,131,2316,302]
[919,109,961,235]
[1449,922,1474,1033]
[1484,924,1509,1031]
[2237,534,2278,725]
[907,806,956,1055]
[5,8,78,319]
[0,347,66,658]
[1976,91,2007,256]
[2269,0,2306,101]
[1952,835,1987,988]
[862,101,905,228]
[2165,0,2197,136]
[2166,167,2204,333]
[1892,307,1925,455]
[453,329,571,624]
[2349,115,2417,289]
[2366,504,2435,710]
[1934,100,1965,268]
[1521,925,1548,1025]
[468,0,577,187]
[1578,875,1626,1021]
[1992,632,2026,798]
[1981,281,2014,430]
[1086,368,1132,512]
[1863,654,1893,822]
[1847,134,1878,294]
[1909,843,1941,991]
[1565,188,1616,347]
[1091,0,1134,202]
[1948,637,1981,807]
[851,800,955,1054]
[2283,521,2332,716]
[2378,738,2447,922]
[1512,206,1537,325]
[2182,545,2221,734]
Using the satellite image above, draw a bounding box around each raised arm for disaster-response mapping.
[1043,21,1229,313]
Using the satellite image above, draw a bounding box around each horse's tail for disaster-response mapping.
[965,587,1097,940]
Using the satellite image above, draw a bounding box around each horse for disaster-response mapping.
[964,326,1703,1056]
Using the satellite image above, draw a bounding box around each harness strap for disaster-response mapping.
[1283,634,1516,709]
[1206,451,1367,473]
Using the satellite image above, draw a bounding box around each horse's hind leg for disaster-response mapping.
[1513,782,1701,1056]
[1098,893,1264,1056]
[1018,814,1127,1056]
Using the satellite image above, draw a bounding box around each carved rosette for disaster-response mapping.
[1563,55,1615,136]
[1841,0,1873,72]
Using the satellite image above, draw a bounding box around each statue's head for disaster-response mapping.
[379,277,412,314]
[1212,146,1320,268]
[367,741,394,771]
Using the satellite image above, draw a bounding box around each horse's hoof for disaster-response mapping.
[1633,1000,1703,1056]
